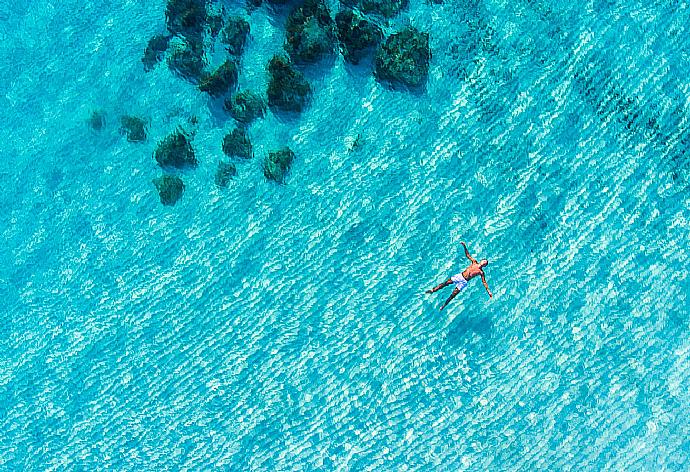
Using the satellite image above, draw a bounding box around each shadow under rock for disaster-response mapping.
[205,94,232,127]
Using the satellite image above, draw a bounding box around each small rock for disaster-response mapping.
[335,9,383,64]
[88,110,106,131]
[221,16,250,56]
[153,175,185,206]
[120,115,147,143]
[142,34,172,72]
[207,13,224,38]
[285,0,336,63]
[215,161,237,187]
[374,27,430,87]
[166,0,208,39]
[266,55,312,112]
[168,38,207,83]
[224,90,266,124]
[154,129,198,169]
[199,60,239,97]
[264,147,295,183]
[222,128,253,159]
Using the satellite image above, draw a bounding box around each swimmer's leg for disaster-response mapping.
[439,287,460,311]
[426,278,453,294]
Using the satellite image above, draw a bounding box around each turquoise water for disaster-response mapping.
[2,0,690,469]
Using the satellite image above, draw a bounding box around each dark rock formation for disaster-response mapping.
[88,110,106,131]
[266,55,312,112]
[154,129,198,169]
[263,147,295,183]
[222,128,253,159]
[215,161,237,187]
[153,175,185,206]
[285,0,336,63]
[221,16,250,56]
[165,0,208,39]
[198,60,238,97]
[224,90,267,124]
[335,9,383,64]
[168,38,207,83]
[142,34,172,71]
[207,12,224,38]
[120,115,147,143]
[374,27,430,87]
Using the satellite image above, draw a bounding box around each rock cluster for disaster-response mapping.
[125,0,434,206]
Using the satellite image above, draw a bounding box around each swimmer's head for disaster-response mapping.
[480,259,488,268]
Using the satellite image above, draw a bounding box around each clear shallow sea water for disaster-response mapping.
[1,0,690,469]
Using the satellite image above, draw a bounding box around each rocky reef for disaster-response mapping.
[222,128,253,159]
[153,175,185,206]
[284,0,336,64]
[374,27,430,87]
[263,147,295,183]
[154,129,198,169]
[267,55,312,113]
[224,90,267,124]
[335,9,383,64]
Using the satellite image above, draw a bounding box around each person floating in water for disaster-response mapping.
[426,242,492,310]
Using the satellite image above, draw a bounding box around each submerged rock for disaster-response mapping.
[374,27,430,87]
[224,90,266,124]
[88,110,106,131]
[168,38,207,83]
[285,0,336,63]
[335,9,383,64]
[142,34,172,71]
[221,16,250,56]
[215,161,237,187]
[153,175,185,206]
[207,13,224,38]
[266,55,312,112]
[154,129,198,169]
[263,147,295,183]
[120,115,147,143]
[222,128,253,159]
[198,60,238,97]
[165,0,208,39]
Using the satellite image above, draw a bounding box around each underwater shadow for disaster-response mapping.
[445,312,494,348]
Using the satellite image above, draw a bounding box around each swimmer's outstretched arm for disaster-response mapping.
[481,273,492,298]
[461,242,478,264]
[439,287,460,311]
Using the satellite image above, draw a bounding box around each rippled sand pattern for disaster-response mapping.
[1,0,690,469]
